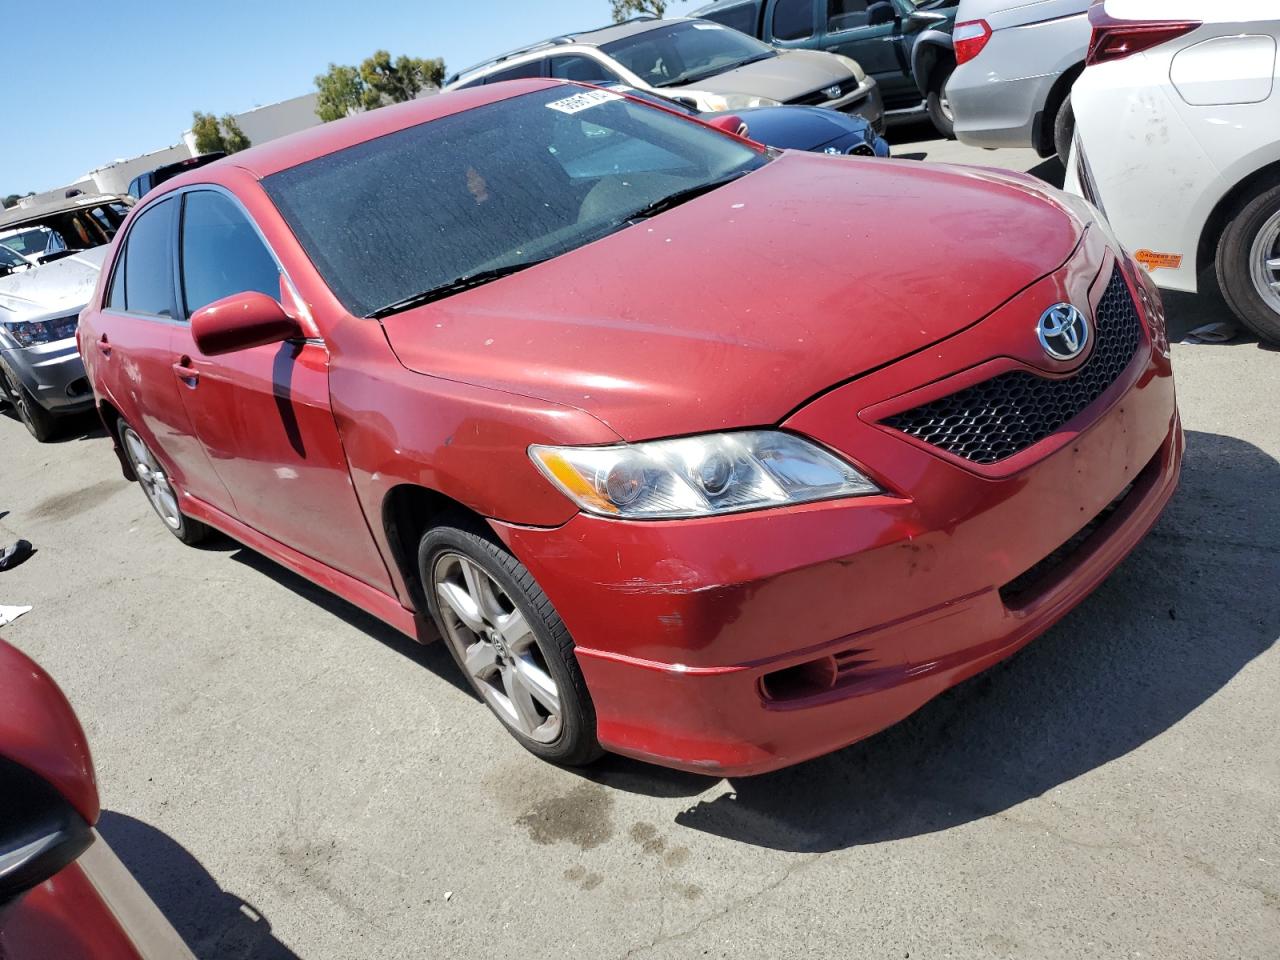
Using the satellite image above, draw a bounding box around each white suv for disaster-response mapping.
[1065,0,1280,344]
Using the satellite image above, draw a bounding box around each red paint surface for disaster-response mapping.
[78,80,1181,773]
[0,862,143,960]
[0,641,98,823]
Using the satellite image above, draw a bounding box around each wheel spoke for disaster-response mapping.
[513,656,560,716]
[463,640,499,680]
[437,580,485,634]
[459,559,504,625]
[501,664,545,734]
[1266,257,1280,272]
[155,486,180,525]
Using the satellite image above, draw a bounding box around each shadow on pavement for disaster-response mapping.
[225,546,474,700]
[659,429,1279,851]
[97,812,300,959]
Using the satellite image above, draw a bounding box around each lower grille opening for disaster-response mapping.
[761,646,880,703]
[998,457,1153,609]
[65,377,91,398]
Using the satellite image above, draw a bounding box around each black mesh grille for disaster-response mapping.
[787,77,861,106]
[883,268,1144,465]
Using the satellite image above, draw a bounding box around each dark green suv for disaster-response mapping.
[691,0,960,136]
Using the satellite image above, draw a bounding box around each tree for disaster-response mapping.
[315,63,363,122]
[611,0,681,20]
[191,111,251,154]
[2,192,34,209]
[220,115,252,153]
[314,50,446,122]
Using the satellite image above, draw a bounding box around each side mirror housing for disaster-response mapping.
[0,641,98,905]
[904,9,947,31]
[191,291,303,356]
[704,114,750,138]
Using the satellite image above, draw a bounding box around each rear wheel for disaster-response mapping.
[1053,92,1075,164]
[419,519,601,767]
[117,421,210,544]
[0,366,58,442]
[1216,181,1280,345]
[926,64,956,139]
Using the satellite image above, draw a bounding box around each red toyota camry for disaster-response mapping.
[77,80,1180,776]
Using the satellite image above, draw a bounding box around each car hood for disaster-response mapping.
[730,105,868,151]
[673,49,857,102]
[380,153,1084,442]
[0,246,109,322]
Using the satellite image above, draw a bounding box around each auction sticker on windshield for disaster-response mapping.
[546,89,623,115]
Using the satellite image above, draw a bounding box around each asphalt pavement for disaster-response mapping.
[1,129,1277,960]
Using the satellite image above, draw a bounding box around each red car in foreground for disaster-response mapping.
[78,80,1180,776]
[0,640,193,958]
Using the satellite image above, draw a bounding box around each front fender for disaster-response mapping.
[911,31,954,96]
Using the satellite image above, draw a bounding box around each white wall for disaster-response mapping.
[87,144,193,195]
[181,92,324,154]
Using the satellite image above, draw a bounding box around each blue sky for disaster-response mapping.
[3,0,690,194]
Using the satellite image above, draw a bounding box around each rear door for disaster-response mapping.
[93,196,233,511]
[167,188,391,589]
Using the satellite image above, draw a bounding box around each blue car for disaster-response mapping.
[605,84,891,158]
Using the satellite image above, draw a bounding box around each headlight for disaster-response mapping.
[716,93,781,110]
[530,430,879,519]
[1,315,78,347]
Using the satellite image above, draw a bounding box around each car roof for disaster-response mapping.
[162,79,577,184]
[0,194,131,230]
[447,16,692,85]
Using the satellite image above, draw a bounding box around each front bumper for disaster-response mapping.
[819,78,885,135]
[0,336,93,415]
[495,246,1179,776]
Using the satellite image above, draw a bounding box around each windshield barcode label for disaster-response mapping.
[545,90,623,115]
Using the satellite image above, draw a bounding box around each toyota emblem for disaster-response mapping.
[1037,303,1090,360]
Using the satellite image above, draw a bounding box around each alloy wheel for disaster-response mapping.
[1248,206,1280,315]
[431,552,562,744]
[121,426,183,531]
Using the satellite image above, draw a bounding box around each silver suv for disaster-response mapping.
[444,16,884,132]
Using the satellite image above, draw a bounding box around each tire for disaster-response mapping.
[116,420,211,545]
[926,64,956,140]
[1216,181,1280,345]
[418,517,602,767]
[0,366,59,442]
[1053,92,1075,165]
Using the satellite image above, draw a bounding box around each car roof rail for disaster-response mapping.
[445,15,661,85]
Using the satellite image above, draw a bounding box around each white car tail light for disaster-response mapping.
[953,20,992,65]
[1086,1,1200,66]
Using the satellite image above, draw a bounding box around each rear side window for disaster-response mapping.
[772,0,814,40]
[485,60,543,83]
[827,0,872,31]
[121,198,176,317]
[549,55,616,83]
[699,6,758,35]
[180,191,281,315]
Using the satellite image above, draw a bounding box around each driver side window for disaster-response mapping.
[179,191,282,316]
[772,0,814,40]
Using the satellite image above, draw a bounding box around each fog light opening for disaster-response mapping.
[761,656,838,702]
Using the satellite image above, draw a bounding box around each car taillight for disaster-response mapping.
[1086,1,1200,66]
[953,19,992,65]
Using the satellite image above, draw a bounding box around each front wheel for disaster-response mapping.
[117,421,210,544]
[1216,181,1280,345]
[419,520,602,767]
[926,65,956,140]
[0,367,58,442]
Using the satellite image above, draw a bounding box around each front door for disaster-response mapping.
[168,188,392,591]
[822,0,914,106]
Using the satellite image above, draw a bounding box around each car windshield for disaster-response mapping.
[0,227,61,258]
[601,21,777,89]
[264,86,766,318]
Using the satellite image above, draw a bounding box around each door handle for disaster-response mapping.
[171,358,199,388]
[95,335,112,357]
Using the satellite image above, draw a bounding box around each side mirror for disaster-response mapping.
[866,2,897,27]
[0,641,98,905]
[191,291,303,356]
[904,9,947,32]
[705,114,749,138]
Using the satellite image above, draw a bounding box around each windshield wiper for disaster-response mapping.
[368,259,549,319]
[621,171,751,223]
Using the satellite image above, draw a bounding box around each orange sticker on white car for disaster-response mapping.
[1134,249,1184,272]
